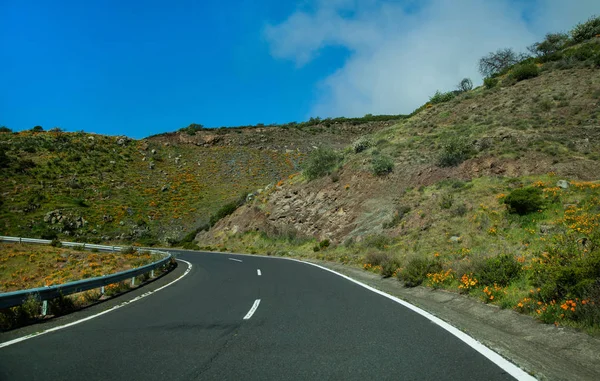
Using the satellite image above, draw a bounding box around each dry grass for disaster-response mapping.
[0,243,158,292]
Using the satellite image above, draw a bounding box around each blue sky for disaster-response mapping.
[1,0,599,138]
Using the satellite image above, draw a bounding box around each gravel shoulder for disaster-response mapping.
[310,259,600,381]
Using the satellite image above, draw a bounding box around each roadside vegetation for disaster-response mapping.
[0,243,172,330]
[0,243,160,291]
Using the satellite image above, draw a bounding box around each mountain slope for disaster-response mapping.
[0,120,396,244]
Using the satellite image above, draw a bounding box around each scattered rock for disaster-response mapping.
[149,162,155,169]
[116,136,131,146]
[161,185,169,192]
[449,236,462,243]
[557,180,570,189]
[151,149,157,154]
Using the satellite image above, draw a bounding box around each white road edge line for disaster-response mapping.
[257,269,261,276]
[228,258,243,262]
[289,259,535,381]
[243,299,261,320]
[0,258,193,349]
[197,250,534,381]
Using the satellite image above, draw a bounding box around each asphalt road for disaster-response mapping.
[0,251,521,380]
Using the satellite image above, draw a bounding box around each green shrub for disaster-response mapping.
[528,33,570,59]
[319,239,330,249]
[484,77,499,89]
[503,187,545,215]
[399,257,442,287]
[440,193,453,209]
[0,294,41,330]
[40,230,58,240]
[121,246,136,254]
[475,254,522,287]
[429,90,456,104]
[364,252,392,266]
[362,235,392,250]
[437,136,473,167]
[302,147,341,181]
[457,78,473,92]
[381,257,401,278]
[179,123,204,135]
[570,15,600,43]
[352,137,373,153]
[50,238,62,247]
[49,293,75,315]
[31,126,44,132]
[530,234,600,302]
[382,205,411,229]
[0,126,11,133]
[371,154,394,176]
[510,63,539,82]
[182,242,200,250]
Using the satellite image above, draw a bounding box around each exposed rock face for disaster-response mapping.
[149,121,398,153]
[43,210,87,232]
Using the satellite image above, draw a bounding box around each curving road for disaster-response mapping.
[0,251,528,380]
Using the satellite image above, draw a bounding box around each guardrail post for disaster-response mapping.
[131,277,135,287]
[150,269,154,278]
[41,300,48,316]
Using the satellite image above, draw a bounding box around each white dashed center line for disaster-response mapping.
[243,299,261,320]
[228,258,242,262]
[257,269,262,276]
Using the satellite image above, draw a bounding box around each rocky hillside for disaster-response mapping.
[200,64,600,246]
[195,30,600,331]
[0,119,396,244]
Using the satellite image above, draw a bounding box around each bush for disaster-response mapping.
[437,136,473,167]
[429,90,456,104]
[364,252,393,266]
[457,78,473,92]
[440,193,453,209]
[528,33,570,59]
[371,154,394,176]
[352,137,373,153]
[475,254,522,287]
[50,238,62,247]
[530,234,600,302]
[319,239,330,249]
[0,126,11,133]
[479,48,526,77]
[510,63,539,82]
[484,77,499,89]
[381,257,401,278]
[570,15,600,43]
[49,293,75,315]
[399,257,442,287]
[179,123,203,136]
[382,205,411,229]
[0,294,41,330]
[31,126,44,132]
[362,235,392,250]
[121,246,136,254]
[503,187,545,215]
[302,147,341,181]
[182,242,200,250]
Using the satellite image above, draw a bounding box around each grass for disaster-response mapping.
[0,130,305,244]
[0,243,160,291]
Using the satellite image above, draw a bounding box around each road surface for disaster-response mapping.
[0,250,525,380]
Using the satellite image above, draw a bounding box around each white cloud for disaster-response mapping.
[265,0,600,117]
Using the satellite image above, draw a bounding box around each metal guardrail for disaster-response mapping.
[0,236,173,310]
